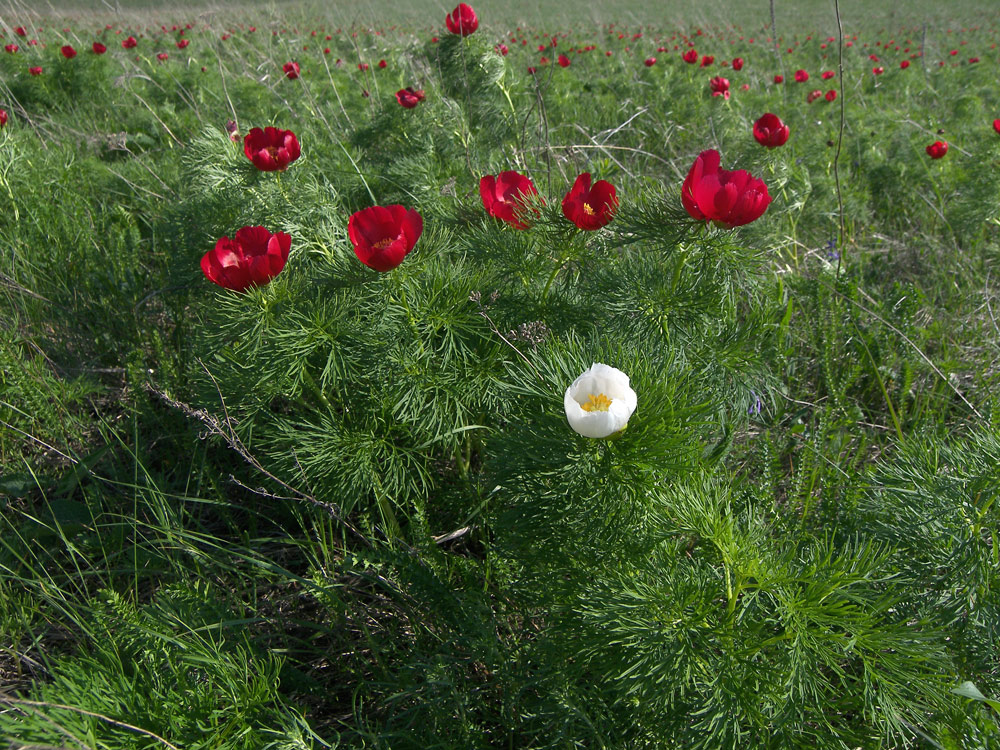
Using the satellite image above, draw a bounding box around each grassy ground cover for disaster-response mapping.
[1,1,999,747]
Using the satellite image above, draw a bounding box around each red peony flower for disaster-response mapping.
[700,54,714,67]
[562,173,618,231]
[682,48,698,63]
[993,119,1000,134]
[480,171,541,230]
[4,44,18,53]
[0,109,7,128]
[395,86,425,108]
[732,57,744,70]
[358,62,369,71]
[243,127,301,171]
[872,66,884,75]
[794,69,809,82]
[681,149,771,229]
[122,36,137,48]
[644,56,656,66]
[926,140,948,159]
[92,41,107,54]
[348,205,423,272]
[60,45,77,58]
[821,70,835,79]
[773,74,784,83]
[825,89,837,101]
[283,61,300,78]
[201,225,291,292]
[157,52,169,61]
[445,3,478,36]
[28,66,42,76]
[806,89,823,103]
[709,76,730,95]
[14,27,26,37]
[497,43,508,55]
[557,54,570,67]
[753,113,789,148]
[900,59,910,69]
[177,39,189,49]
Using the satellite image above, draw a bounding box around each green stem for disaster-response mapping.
[542,244,575,300]
[300,367,332,411]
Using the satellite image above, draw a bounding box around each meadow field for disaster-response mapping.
[1,0,999,747]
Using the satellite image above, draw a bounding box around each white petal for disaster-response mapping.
[564,363,638,438]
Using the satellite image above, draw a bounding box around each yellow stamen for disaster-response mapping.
[580,393,613,412]
[373,237,394,250]
[583,202,595,216]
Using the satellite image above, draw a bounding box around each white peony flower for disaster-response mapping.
[563,363,638,438]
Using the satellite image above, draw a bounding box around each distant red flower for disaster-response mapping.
[14,27,26,37]
[177,39,189,49]
[201,225,291,292]
[644,56,656,66]
[480,171,541,230]
[682,149,771,229]
[60,45,77,59]
[926,140,948,159]
[497,43,508,55]
[157,52,169,61]
[28,66,42,76]
[557,54,570,67]
[122,36,137,49]
[562,173,618,231]
[709,76,730,96]
[682,48,698,63]
[395,86,425,108]
[0,109,7,128]
[753,113,789,148]
[969,57,980,64]
[4,44,18,53]
[794,69,809,82]
[806,89,823,103]
[243,127,301,172]
[358,62,369,71]
[348,205,423,272]
[732,57,744,70]
[378,59,387,68]
[821,70,835,79]
[445,3,478,36]
[993,119,1000,134]
[283,61,300,78]
[92,41,107,54]
[700,54,714,66]
[825,89,837,101]
[527,66,537,74]
[773,74,784,83]
[872,66,884,75]
[900,59,910,69]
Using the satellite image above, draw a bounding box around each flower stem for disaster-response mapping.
[542,244,575,300]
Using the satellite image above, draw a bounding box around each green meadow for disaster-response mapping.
[1,0,999,747]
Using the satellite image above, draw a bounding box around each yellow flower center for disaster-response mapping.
[580,392,613,412]
[583,202,595,216]
[373,237,394,250]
